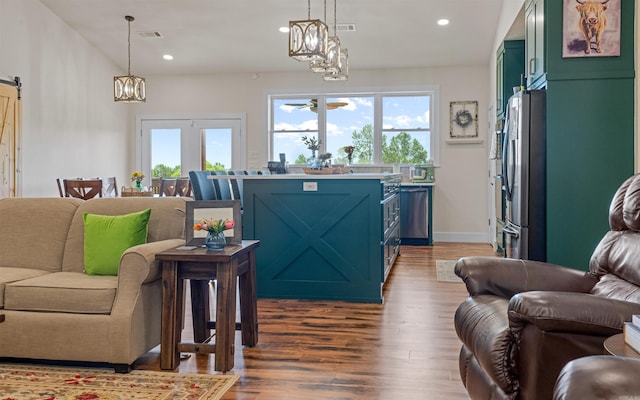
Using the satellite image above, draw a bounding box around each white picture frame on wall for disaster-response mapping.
[449,100,478,138]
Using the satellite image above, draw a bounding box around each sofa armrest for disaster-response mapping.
[553,355,640,400]
[455,257,598,299]
[508,291,640,335]
[118,239,185,286]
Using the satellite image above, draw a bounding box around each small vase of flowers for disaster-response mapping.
[131,171,145,191]
[194,218,235,251]
[302,136,322,169]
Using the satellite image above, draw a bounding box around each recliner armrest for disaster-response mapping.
[455,257,598,298]
[508,291,640,335]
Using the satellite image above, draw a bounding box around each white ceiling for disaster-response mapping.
[39,0,508,75]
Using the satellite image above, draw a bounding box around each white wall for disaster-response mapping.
[0,0,130,197]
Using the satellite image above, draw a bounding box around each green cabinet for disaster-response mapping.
[496,40,524,118]
[243,176,400,303]
[525,0,545,89]
[520,0,635,269]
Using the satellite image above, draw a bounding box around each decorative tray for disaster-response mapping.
[303,167,349,175]
[121,187,155,197]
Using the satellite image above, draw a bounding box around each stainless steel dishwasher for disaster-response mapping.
[400,185,432,245]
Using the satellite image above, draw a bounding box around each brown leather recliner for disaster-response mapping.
[454,173,640,400]
[553,355,640,400]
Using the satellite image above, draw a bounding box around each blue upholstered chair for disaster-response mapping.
[228,170,245,206]
[188,170,218,200]
[212,171,232,200]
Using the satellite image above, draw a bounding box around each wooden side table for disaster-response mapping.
[156,240,260,372]
[604,333,640,359]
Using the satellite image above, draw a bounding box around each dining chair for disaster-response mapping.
[160,178,178,196]
[212,171,232,200]
[56,178,64,197]
[228,170,245,206]
[188,170,218,200]
[174,177,192,197]
[101,176,118,197]
[151,177,162,195]
[62,178,103,200]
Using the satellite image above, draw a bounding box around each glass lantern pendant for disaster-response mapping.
[288,0,328,62]
[114,15,146,103]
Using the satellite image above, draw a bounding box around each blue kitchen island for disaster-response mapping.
[241,173,401,303]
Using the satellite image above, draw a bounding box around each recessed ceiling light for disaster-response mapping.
[279,26,290,33]
[437,19,450,26]
[163,54,174,60]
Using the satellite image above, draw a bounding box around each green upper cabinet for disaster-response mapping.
[496,40,525,119]
[525,0,545,88]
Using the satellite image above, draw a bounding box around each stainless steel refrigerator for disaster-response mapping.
[502,89,546,261]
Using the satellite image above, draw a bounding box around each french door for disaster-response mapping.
[138,115,245,180]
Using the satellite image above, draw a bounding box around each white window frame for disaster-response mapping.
[136,114,247,179]
[267,86,440,166]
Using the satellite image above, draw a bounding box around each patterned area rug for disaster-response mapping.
[436,259,463,283]
[0,363,239,399]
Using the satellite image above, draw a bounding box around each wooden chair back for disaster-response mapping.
[63,178,103,200]
[174,177,192,197]
[160,178,177,196]
[56,178,64,197]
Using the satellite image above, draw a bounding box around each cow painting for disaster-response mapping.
[575,0,609,54]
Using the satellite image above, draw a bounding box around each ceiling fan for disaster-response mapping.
[285,98,348,112]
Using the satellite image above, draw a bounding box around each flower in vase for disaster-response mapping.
[131,171,145,184]
[194,218,235,235]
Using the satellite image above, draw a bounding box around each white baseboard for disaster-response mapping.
[433,232,491,243]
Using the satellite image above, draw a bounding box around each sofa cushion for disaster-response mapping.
[0,267,51,308]
[83,208,151,276]
[62,197,189,273]
[0,198,82,273]
[4,272,117,314]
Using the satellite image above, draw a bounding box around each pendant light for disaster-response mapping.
[310,0,341,73]
[288,0,329,62]
[323,0,348,81]
[114,16,146,103]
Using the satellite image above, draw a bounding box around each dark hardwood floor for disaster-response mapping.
[135,242,500,399]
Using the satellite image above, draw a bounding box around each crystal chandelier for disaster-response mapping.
[288,0,329,62]
[114,16,146,103]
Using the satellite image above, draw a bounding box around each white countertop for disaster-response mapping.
[208,173,403,180]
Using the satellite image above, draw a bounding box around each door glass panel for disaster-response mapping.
[203,128,232,170]
[151,129,181,177]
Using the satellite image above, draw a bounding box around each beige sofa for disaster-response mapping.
[0,196,189,372]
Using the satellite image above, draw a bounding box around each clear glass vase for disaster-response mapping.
[205,231,226,251]
[307,149,322,169]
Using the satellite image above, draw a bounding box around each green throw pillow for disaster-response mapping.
[83,208,152,276]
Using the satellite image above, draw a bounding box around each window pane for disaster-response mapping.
[204,128,232,170]
[273,98,319,164]
[382,96,430,129]
[382,131,430,164]
[325,96,374,165]
[151,128,181,177]
[382,95,430,164]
